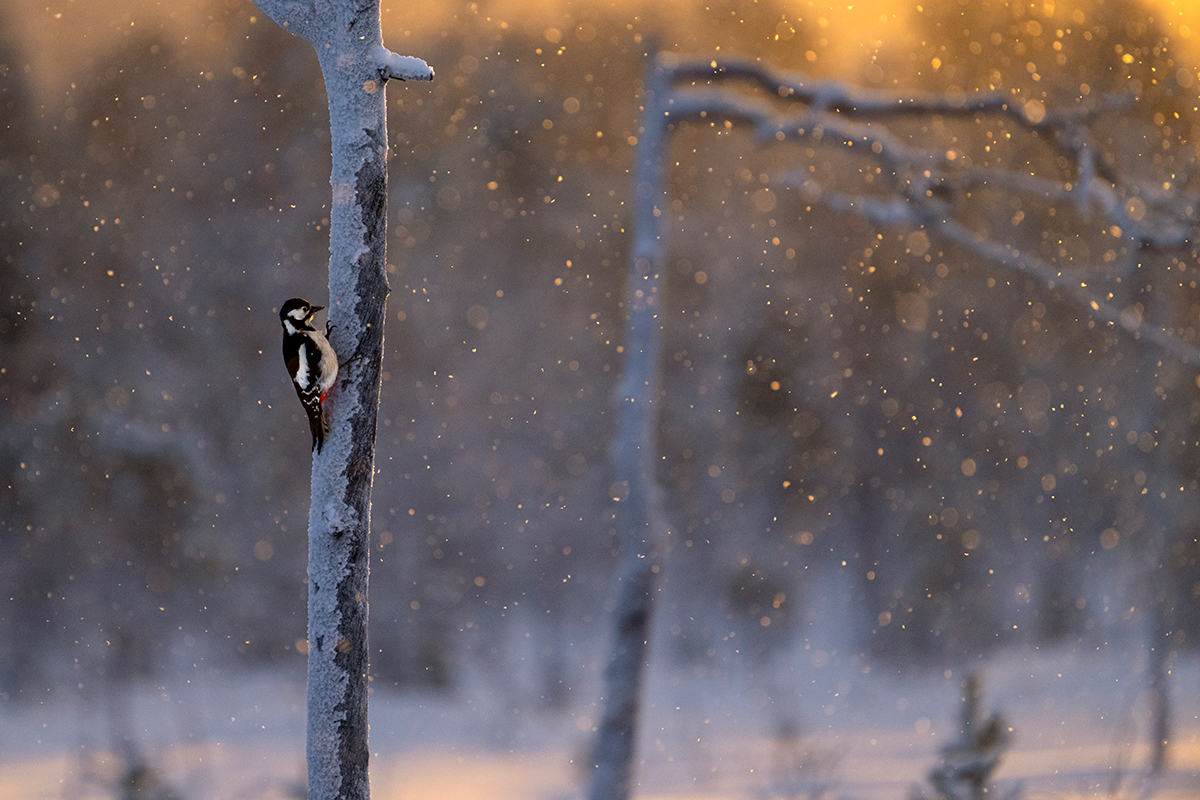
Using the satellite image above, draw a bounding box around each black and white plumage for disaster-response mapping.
[280,297,338,453]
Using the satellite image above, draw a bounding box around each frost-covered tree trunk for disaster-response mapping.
[588,53,669,800]
[247,2,431,798]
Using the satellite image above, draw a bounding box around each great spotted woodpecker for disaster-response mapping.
[280,298,338,453]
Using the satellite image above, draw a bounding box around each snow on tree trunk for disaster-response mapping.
[588,51,668,800]
[247,2,431,798]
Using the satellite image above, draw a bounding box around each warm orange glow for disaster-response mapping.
[11,0,1200,94]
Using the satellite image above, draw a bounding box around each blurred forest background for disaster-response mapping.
[2,0,1200,738]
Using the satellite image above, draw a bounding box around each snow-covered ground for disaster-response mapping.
[2,645,1197,799]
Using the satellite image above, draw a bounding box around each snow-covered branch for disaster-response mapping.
[664,53,1136,132]
[657,54,1200,365]
[818,187,1200,368]
[370,45,434,82]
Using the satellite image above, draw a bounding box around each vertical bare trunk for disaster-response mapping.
[1148,602,1172,774]
[588,50,668,800]
[248,2,431,797]
[1123,348,1176,776]
[306,36,386,800]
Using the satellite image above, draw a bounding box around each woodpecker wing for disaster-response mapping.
[286,354,301,385]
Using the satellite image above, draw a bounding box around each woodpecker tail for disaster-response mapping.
[299,390,328,453]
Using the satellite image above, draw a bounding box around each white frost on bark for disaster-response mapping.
[370,46,434,82]
[250,1,430,799]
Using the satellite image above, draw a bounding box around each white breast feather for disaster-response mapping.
[295,341,310,389]
[318,333,338,393]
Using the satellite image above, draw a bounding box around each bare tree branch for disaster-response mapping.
[370,45,435,83]
[664,53,1137,130]
[660,55,1200,366]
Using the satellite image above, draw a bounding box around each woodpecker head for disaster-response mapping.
[280,297,323,334]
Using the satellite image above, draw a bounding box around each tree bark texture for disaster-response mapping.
[248,2,430,798]
[588,52,669,800]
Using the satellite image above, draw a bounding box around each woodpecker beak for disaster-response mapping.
[308,305,324,319]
